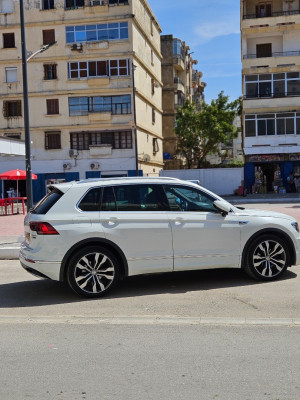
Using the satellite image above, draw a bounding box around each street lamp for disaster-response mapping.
[131,62,139,176]
[19,0,56,211]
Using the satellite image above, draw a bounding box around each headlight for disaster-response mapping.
[291,222,299,232]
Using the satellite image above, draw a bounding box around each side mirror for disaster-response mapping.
[213,200,232,216]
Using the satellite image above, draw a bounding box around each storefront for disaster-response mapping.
[244,154,300,194]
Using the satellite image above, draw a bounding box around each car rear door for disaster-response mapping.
[99,184,173,276]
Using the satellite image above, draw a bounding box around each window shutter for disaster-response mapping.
[266,4,271,17]
[17,101,22,116]
[3,102,9,117]
[43,29,55,45]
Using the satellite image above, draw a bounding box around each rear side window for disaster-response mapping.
[78,188,101,211]
[101,184,169,211]
[32,188,63,214]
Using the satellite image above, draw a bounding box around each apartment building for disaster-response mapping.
[0,0,162,201]
[160,35,205,169]
[241,0,300,193]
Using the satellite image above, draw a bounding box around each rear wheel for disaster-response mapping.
[244,234,289,281]
[67,246,120,298]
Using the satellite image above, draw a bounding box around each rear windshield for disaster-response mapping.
[31,188,63,215]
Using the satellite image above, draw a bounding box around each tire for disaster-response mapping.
[67,246,120,298]
[244,234,289,281]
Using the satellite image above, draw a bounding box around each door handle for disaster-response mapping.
[174,217,184,225]
[105,217,118,226]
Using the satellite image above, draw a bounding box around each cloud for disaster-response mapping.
[194,20,240,42]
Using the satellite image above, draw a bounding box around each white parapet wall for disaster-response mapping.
[160,168,244,196]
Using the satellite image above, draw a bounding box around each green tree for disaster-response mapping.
[175,91,240,168]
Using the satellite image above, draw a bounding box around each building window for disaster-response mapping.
[3,33,15,48]
[45,131,61,149]
[3,100,22,117]
[43,29,55,45]
[152,138,159,154]
[42,0,55,9]
[151,78,155,95]
[245,72,300,99]
[65,0,84,8]
[46,99,59,115]
[66,22,128,43]
[108,0,129,5]
[4,132,22,139]
[152,108,155,124]
[256,3,271,18]
[5,67,17,83]
[44,64,57,80]
[256,43,272,58]
[70,130,132,150]
[68,59,129,79]
[69,95,131,116]
[151,49,154,66]
[245,112,300,137]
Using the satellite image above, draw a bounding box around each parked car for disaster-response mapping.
[20,177,300,298]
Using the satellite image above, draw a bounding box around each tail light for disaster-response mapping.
[29,222,59,235]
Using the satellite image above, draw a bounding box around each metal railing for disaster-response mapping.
[244,91,300,99]
[243,9,300,19]
[244,50,300,59]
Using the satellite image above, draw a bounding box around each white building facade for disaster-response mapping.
[0,0,163,201]
[241,0,300,193]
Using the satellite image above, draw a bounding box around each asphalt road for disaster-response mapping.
[0,323,299,400]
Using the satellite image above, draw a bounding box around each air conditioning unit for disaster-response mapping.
[63,163,72,170]
[90,162,100,170]
[69,149,79,158]
[71,43,83,52]
[143,154,151,162]
[90,0,104,5]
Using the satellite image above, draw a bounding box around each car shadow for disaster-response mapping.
[0,268,297,308]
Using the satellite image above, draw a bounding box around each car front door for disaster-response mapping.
[99,184,173,276]
[163,184,241,271]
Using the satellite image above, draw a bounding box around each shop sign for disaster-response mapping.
[249,154,284,162]
[289,154,300,161]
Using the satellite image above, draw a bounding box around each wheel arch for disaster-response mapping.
[60,238,128,282]
[241,228,296,268]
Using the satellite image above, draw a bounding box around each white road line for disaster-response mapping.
[0,315,299,326]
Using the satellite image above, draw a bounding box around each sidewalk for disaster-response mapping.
[0,193,299,260]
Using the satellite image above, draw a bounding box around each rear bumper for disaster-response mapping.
[19,248,61,281]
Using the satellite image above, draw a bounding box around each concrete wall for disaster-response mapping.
[160,168,244,196]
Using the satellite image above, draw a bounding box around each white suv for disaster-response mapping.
[20,177,300,297]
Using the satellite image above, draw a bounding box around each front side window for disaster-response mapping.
[101,184,168,212]
[163,185,217,213]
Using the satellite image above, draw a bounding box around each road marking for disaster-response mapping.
[0,315,299,326]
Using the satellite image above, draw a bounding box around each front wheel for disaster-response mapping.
[67,246,120,298]
[244,234,289,281]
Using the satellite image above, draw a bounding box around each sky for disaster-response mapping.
[148,0,241,104]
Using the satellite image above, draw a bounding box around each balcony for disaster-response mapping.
[243,9,300,19]
[244,91,300,100]
[173,56,185,71]
[243,50,300,59]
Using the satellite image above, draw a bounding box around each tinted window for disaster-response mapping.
[163,185,217,212]
[78,188,101,211]
[101,184,169,211]
[32,188,63,214]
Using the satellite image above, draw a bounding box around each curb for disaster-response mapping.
[0,246,20,260]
